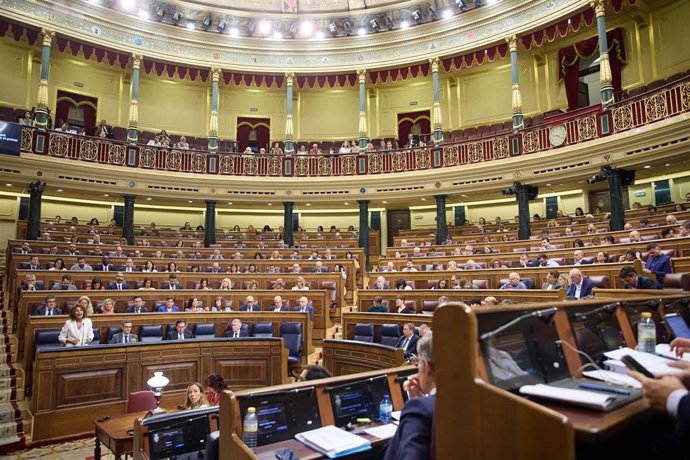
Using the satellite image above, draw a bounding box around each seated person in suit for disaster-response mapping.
[167,319,194,340]
[70,256,92,271]
[500,272,527,290]
[22,273,39,291]
[368,296,388,313]
[109,319,138,344]
[566,268,594,299]
[297,364,332,382]
[120,258,138,272]
[22,255,42,270]
[372,275,389,290]
[619,265,659,289]
[107,272,130,290]
[239,295,261,312]
[572,250,592,265]
[629,338,690,459]
[294,296,314,320]
[393,295,413,314]
[52,274,77,290]
[226,318,248,338]
[311,260,329,273]
[15,242,32,254]
[643,243,672,288]
[208,262,224,273]
[384,332,435,460]
[157,296,180,313]
[541,270,562,290]
[126,295,149,313]
[95,255,115,272]
[33,295,63,316]
[395,323,419,359]
[162,274,180,290]
[268,295,289,312]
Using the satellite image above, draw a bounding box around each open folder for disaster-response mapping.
[519,384,617,410]
[295,425,372,458]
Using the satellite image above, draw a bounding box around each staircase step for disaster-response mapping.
[0,433,26,454]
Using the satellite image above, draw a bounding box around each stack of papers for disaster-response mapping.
[519,384,617,410]
[295,425,371,458]
[582,370,642,389]
[603,347,684,377]
[655,344,690,361]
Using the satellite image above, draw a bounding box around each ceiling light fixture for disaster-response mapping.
[299,21,313,37]
[186,20,195,30]
[357,27,366,36]
[171,11,181,25]
[315,30,325,39]
[369,19,380,32]
[201,16,212,31]
[412,10,423,24]
[328,22,337,37]
[427,7,437,21]
[258,20,271,35]
[442,8,453,19]
[217,19,226,33]
[229,26,239,37]
[400,20,410,29]
[384,16,394,30]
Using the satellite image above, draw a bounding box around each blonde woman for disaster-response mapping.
[184,382,209,410]
[99,298,116,315]
[219,278,233,290]
[76,295,95,316]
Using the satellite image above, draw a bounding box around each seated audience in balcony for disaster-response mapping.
[58,304,93,347]
[269,143,283,155]
[338,141,351,154]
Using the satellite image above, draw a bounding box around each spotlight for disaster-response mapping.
[369,19,380,32]
[202,16,212,31]
[412,10,423,24]
[186,19,195,30]
[454,0,468,11]
[315,30,325,39]
[384,16,394,30]
[138,8,149,20]
[217,19,226,33]
[343,21,352,36]
[427,7,437,21]
[357,27,366,36]
[247,21,255,36]
[328,22,337,36]
[171,11,181,25]
[258,20,271,35]
[299,21,313,37]
[442,8,453,19]
[400,20,410,29]
[155,7,165,21]
[229,26,239,36]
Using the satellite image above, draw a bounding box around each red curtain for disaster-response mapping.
[397,110,431,148]
[236,117,270,152]
[558,28,626,110]
[55,90,98,133]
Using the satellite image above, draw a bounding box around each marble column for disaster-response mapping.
[123,195,136,245]
[34,29,55,130]
[26,182,46,240]
[283,202,294,247]
[430,57,444,146]
[204,201,217,247]
[284,73,295,155]
[506,35,524,132]
[358,200,370,269]
[357,69,368,149]
[208,67,221,153]
[591,0,615,107]
[127,54,143,144]
[435,195,448,245]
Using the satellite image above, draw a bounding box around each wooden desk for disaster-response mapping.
[94,411,146,460]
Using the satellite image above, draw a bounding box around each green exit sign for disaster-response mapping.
[410,101,418,106]
[634,191,646,197]
[74,82,84,87]
[249,107,258,112]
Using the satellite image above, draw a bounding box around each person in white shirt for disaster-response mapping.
[146,135,161,147]
[58,305,94,347]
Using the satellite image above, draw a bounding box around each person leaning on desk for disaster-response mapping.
[629,337,690,458]
[383,332,435,460]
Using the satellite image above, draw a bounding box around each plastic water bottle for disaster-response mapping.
[379,395,393,424]
[243,407,258,452]
[637,312,656,353]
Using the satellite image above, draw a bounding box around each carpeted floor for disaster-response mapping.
[0,437,114,459]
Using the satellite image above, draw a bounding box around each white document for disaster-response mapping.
[391,410,402,421]
[603,347,683,377]
[295,425,371,458]
[655,344,690,362]
[519,384,616,409]
[364,423,398,439]
[582,370,642,389]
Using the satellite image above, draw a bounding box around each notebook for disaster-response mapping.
[295,425,371,458]
[519,384,617,410]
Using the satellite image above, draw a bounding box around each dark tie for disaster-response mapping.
[402,338,409,350]
[46,309,50,316]
[103,267,108,271]
[234,332,239,338]
[179,333,183,340]
[135,308,141,313]
[123,335,128,343]
[117,284,122,290]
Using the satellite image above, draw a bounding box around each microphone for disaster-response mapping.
[620,299,662,311]
[573,303,619,320]
[479,307,559,341]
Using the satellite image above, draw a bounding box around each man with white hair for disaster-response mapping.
[500,273,526,290]
[666,214,678,226]
[573,250,592,265]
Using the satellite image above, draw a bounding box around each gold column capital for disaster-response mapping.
[285,72,295,86]
[41,28,55,47]
[211,67,222,82]
[505,35,518,52]
[131,53,143,70]
[357,68,367,83]
[429,57,440,73]
[589,0,606,17]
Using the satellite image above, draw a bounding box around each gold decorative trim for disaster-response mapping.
[589,0,606,17]
[505,35,518,53]
[294,156,309,176]
[48,134,68,157]
[40,28,55,48]
[492,137,510,159]
[577,115,597,141]
[79,140,98,161]
[108,144,126,165]
[468,143,484,163]
[131,53,143,70]
[442,145,458,166]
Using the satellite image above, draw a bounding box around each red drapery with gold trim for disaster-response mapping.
[236,117,270,151]
[397,110,431,148]
[55,90,98,133]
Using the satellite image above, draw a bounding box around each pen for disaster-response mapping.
[654,352,679,361]
[578,382,631,395]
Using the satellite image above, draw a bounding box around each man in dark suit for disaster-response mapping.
[119,258,138,273]
[239,295,261,312]
[14,242,32,254]
[383,332,435,460]
[629,338,689,459]
[310,261,329,273]
[21,255,42,270]
[33,295,63,316]
[52,274,77,291]
[572,250,593,265]
[95,256,115,272]
[268,295,289,312]
[566,268,594,299]
[394,323,420,359]
[162,274,180,290]
[225,319,249,338]
[166,320,194,340]
[107,272,131,290]
[125,296,149,313]
[643,243,672,288]
[207,262,224,274]
[109,320,138,344]
[619,266,660,290]
[294,296,314,320]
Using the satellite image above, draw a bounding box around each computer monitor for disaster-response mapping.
[569,307,625,367]
[237,387,321,446]
[621,300,670,344]
[147,410,212,460]
[666,313,690,339]
[328,376,391,427]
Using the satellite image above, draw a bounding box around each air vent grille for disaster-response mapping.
[58,175,117,185]
[533,162,589,175]
[148,185,199,192]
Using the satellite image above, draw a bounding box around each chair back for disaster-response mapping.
[106,326,121,343]
[127,390,157,413]
[380,324,401,347]
[35,330,61,350]
[139,324,163,342]
[353,323,375,343]
[280,322,303,364]
[194,323,216,339]
[252,322,274,338]
[586,275,610,289]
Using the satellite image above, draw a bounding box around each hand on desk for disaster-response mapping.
[628,372,685,413]
[669,338,690,357]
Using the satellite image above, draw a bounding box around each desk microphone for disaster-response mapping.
[479,307,558,341]
[620,299,662,311]
[573,303,618,320]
